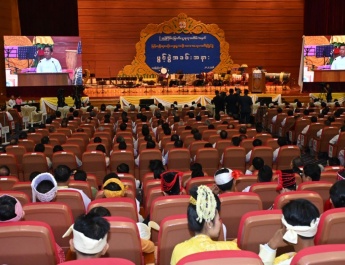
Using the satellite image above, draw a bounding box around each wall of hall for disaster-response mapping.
[78,0,304,84]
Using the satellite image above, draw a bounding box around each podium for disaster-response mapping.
[314,70,345,82]
[249,72,265,93]
[17,73,70,86]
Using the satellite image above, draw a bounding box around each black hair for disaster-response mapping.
[119,123,127,131]
[74,213,110,242]
[146,141,156,149]
[118,141,127,150]
[96,144,106,154]
[74,170,87,181]
[258,165,273,182]
[330,180,345,208]
[102,173,119,184]
[54,165,71,183]
[190,163,204,178]
[252,157,264,170]
[34,143,45,153]
[88,206,111,217]
[0,195,17,221]
[103,181,121,192]
[277,137,287,147]
[29,171,41,182]
[303,163,321,181]
[239,126,247,134]
[204,143,213,148]
[194,132,202,140]
[43,45,53,52]
[231,136,241,146]
[220,130,227,139]
[149,160,165,179]
[36,180,55,195]
[282,199,320,236]
[0,165,10,176]
[94,137,102,143]
[174,140,183,148]
[171,134,179,142]
[53,145,64,153]
[187,186,221,232]
[328,157,340,166]
[41,136,50,145]
[117,163,129,173]
[252,139,262,147]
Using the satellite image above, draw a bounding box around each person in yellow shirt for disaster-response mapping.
[170,185,239,265]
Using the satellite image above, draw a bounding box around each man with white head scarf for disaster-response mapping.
[63,212,110,260]
[259,199,320,265]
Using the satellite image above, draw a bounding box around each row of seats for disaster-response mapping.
[2,204,344,265]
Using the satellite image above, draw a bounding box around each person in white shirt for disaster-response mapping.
[212,130,228,148]
[36,45,62,73]
[54,165,91,210]
[296,116,318,149]
[329,125,345,145]
[34,143,52,169]
[331,45,345,70]
[271,107,283,124]
[245,139,262,163]
[135,140,165,166]
[245,157,264,175]
[281,110,294,127]
[96,144,110,167]
[242,165,273,192]
[273,137,288,162]
[163,139,183,166]
[8,95,16,108]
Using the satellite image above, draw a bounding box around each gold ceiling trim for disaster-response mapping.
[120,13,233,76]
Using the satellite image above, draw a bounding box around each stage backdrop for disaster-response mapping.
[121,13,234,75]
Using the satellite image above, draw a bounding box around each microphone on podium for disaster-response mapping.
[52,60,58,72]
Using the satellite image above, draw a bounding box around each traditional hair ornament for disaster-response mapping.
[281,216,320,244]
[214,168,241,185]
[103,178,127,198]
[195,185,216,223]
[160,171,183,193]
[0,194,24,222]
[189,196,197,205]
[276,170,296,191]
[63,224,108,254]
[31,172,58,202]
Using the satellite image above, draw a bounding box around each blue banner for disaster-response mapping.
[145,33,220,74]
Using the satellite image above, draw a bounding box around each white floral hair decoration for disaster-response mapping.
[193,185,217,223]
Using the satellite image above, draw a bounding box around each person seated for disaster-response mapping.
[0,194,65,263]
[302,163,321,182]
[259,199,320,265]
[245,157,264,175]
[73,169,98,199]
[212,168,241,195]
[0,165,10,176]
[102,177,143,222]
[243,165,273,192]
[53,144,82,168]
[329,177,345,208]
[135,140,163,166]
[54,166,91,210]
[34,143,52,169]
[190,163,205,179]
[219,136,241,165]
[163,139,183,166]
[170,185,239,265]
[273,137,288,162]
[63,212,110,260]
[95,144,109,167]
[161,171,185,195]
[149,159,165,179]
[212,130,228,148]
[296,116,318,149]
[246,139,263,163]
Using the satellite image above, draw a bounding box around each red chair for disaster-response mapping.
[104,216,144,265]
[219,192,262,240]
[237,210,282,253]
[297,181,333,205]
[176,250,263,265]
[249,182,280,209]
[0,221,60,265]
[314,208,345,245]
[290,244,345,265]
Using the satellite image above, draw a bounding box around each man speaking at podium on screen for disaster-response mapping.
[331,45,345,70]
[36,45,62,73]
